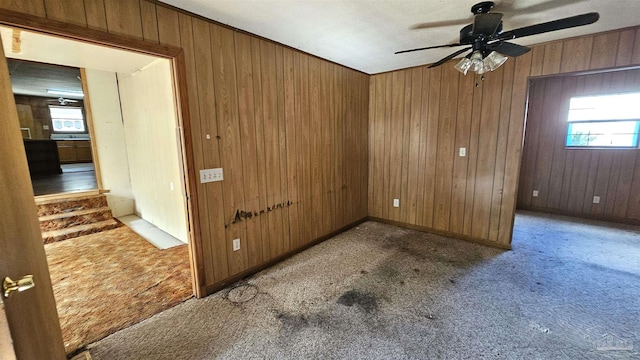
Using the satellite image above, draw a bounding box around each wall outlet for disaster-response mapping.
[200,168,223,183]
[232,238,240,251]
[459,147,466,157]
[43,125,50,130]
[532,190,539,197]
[393,198,400,207]
[593,196,600,204]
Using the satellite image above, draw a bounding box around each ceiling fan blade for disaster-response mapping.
[428,47,472,68]
[410,18,471,30]
[497,12,599,40]
[494,0,587,15]
[488,41,531,57]
[395,43,464,55]
[472,13,503,36]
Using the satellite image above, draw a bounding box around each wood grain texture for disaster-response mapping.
[0,0,45,17]
[139,0,159,44]
[369,26,640,246]
[103,0,143,39]
[44,0,87,26]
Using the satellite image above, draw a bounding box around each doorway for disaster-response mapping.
[9,58,98,196]
[1,26,195,355]
[517,67,640,223]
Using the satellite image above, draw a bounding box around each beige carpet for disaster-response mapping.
[45,226,192,355]
[88,213,640,359]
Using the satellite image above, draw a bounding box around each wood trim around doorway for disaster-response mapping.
[0,9,205,297]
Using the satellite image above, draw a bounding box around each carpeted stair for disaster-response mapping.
[36,194,121,244]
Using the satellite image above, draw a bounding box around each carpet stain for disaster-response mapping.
[226,284,258,304]
[337,290,378,313]
[276,312,309,333]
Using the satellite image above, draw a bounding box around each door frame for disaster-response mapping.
[0,9,206,297]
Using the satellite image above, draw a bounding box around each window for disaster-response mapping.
[49,106,86,133]
[566,92,640,148]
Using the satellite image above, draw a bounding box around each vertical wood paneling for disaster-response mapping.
[156,6,181,47]
[399,70,412,222]
[422,67,440,227]
[211,25,247,275]
[275,46,291,252]
[234,32,263,267]
[590,32,620,69]
[83,0,107,31]
[370,26,640,245]
[462,70,483,235]
[560,37,593,73]
[139,0,159,44]
[432,67,457,230]
[489,60,514,241]
[103,0,143,39]
[449,71,473,233]
[406,68,423,224]
[191,18,228,283]
[471,70,502,239]
[298,52,311,241]
[283,48,299,248]
[0,0,45,16]
[44,0,87,26]
[177,13,214,287]
[388,71,404,222]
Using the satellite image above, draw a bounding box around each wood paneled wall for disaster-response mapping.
[518,68,640,222]
[14,95,84,139]
[369,26,640,246]
[0,0,369,295]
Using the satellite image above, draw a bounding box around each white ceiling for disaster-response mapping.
[161,0,640,74]
[0,25,160,98]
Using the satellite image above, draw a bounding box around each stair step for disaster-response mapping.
[42,219,121,244]
[39,206,114,232]
[36,194,109,217]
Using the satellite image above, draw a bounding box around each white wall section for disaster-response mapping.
[117,59,188,243]
[83,69,134,217]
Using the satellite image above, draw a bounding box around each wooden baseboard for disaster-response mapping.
[204,217,368,295]
[367,216,512,250]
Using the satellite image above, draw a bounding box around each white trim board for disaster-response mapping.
[118,215,184,250]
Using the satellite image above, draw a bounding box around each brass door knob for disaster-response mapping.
[3,275,35,298]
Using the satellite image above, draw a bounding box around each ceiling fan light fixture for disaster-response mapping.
[454,50,507,75]
[483,51,508,71]
[470,50,486,74]
[454,58,473,75]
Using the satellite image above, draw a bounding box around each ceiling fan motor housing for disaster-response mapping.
[459,22,503,45]
[471,1,495,14]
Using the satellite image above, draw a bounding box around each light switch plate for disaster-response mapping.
[532,190,539,197]
[232,238,240,251]
[593,196,600,204]
[459,147,466,157]
[393,199,400,207]
[200,168,223,183]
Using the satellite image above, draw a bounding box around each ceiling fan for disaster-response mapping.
[396,1,599,75]
[47,97,79,106]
